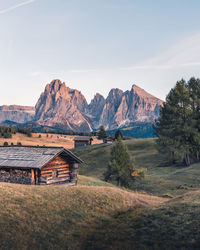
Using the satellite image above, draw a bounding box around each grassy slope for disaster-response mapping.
[0,133,102,149]
[83,190,200,249]
[1,139,200,249]
[73,139,200,196]
[0,180,165,250]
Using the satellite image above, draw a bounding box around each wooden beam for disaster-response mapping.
[31,169,35,185]
[35,169,39,184]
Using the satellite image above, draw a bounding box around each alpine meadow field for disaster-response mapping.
[0,138,200,249]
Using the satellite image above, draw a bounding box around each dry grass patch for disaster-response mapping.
[0,133,102,149]
[0,181,166,250]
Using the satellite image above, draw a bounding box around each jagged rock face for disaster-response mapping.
[89,85,163,130]
[35,79,92,132]
[34,79,163,132]
[88,93,105,128]
[98,89,123,130]
[112,85,163,129]
[0,105,35,124]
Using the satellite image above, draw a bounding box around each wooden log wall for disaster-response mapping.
[40,155,70,184]
[74,141,90,148]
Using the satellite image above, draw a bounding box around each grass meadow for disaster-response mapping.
[0,138,200,249]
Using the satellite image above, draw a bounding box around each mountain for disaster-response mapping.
[35,79,92,132]
[88,93,106,128]
[0,79,163,136]
[34,79,163,133]
[0,105,35,124]
[89,84,163,130]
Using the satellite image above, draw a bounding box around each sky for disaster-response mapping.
[1,0,200,106]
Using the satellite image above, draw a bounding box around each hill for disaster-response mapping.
[1,177,200,249]
[1,138,200,249]
[73,138,200,196]
[0,180,165,250]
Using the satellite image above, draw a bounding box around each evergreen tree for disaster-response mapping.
[115,129,123,140]
[154,78,200,166]
[187,78,200,161]
[104,138,144,187]
[97,125,107,140]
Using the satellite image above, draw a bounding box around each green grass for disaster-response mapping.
[0,180,165,250]
[82,190,200,249]
[2,138,200,249]
[78,175,114,187]
[73,139,200,196]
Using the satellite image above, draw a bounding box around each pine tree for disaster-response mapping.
[104,138,144,187]
[187,78,200,161]
[154,78,200,166]
[115,129,123,140]
[97,125,107,140]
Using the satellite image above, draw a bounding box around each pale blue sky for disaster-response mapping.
[1,0,200,106]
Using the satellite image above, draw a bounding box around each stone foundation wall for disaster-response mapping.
[0,169,31,184]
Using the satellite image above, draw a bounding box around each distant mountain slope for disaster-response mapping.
[34,79,163,132]
[0,105,35,124]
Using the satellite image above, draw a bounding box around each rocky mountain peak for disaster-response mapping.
[35,80,91,132]
[131,84,163,103]
[35,80,164,131]
[106,88,123,102]
[0,79,163,133]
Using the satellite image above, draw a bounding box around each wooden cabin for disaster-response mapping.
[0,146,83,185]
[74,136,93,148]
[103,137,115,144]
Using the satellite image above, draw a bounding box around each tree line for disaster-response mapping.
[0,126,34,138]
[154,77,200,166]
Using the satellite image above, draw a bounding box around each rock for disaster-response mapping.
[0,105,35,124]
[35,79,92,132]
[88,84,163,130]
[25,79,163,133]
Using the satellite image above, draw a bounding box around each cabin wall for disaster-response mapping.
[40,155,70,184]
[0,169,31,184]
[74,141,90,148]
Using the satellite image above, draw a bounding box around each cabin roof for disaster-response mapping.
[74,136,93,141]
[0,146,83,170]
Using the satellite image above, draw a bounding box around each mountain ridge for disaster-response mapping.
[0,79,164,133]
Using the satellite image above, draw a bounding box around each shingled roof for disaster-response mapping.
[0,146,83,170]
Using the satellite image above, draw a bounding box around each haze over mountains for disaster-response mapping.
[0,79,163,133]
